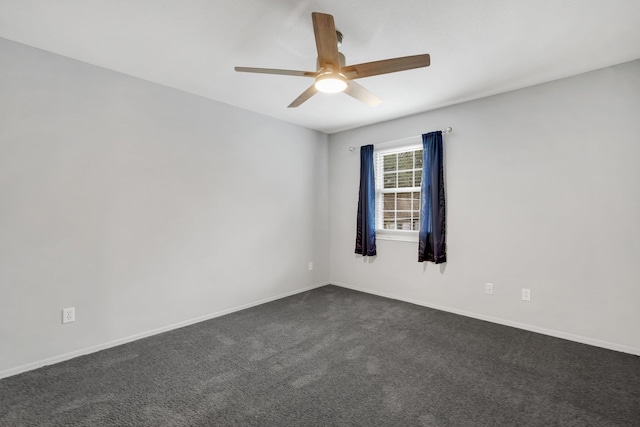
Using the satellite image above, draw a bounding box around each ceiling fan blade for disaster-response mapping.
[342,54,430,79]
[235,67,317,77]
[312,12,340,71]
[288,84,319,108]
[343,81,382,107]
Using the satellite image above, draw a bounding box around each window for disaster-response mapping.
[375,144,423,241]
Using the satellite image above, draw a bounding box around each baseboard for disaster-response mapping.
[331,281,640,356]
[0,281,330,380]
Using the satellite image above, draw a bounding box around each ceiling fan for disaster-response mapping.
[234,12,430,108]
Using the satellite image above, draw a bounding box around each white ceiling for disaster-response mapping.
[1,0,640,134]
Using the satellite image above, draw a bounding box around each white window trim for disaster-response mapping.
[377,229,419,242]
[375,142,422,243]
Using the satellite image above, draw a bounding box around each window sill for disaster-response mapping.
[376,230,419,242]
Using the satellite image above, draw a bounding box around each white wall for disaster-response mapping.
[0,38,330,376]
[329,60,640,355]
[2,35,637,378]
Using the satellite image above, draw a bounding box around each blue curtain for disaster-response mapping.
[418,132,446,263]
[355,144,376,256]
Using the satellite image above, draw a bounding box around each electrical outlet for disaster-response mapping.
[62,307,75,324]
[308,262,313,271]
[485,283,493,295]
[521,288,531,301]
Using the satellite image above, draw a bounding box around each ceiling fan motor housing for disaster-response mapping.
[316,52,346,72]
[314,52,347,93]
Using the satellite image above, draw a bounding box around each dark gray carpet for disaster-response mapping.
[1,285,639,426]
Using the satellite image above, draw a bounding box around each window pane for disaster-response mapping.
[412,192,420,210]
[384,193,395,210]
[375,148,423,233]
[398,152,413,170]
[383,172,396,189]
[396,211,412,230]
[384,154,397,171]
[396,192,412,211]
[415,150,423,168]
[397,171,412,188]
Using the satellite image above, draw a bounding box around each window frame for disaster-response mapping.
[375,142,423,242]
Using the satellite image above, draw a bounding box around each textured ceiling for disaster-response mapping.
[1,0,640,134]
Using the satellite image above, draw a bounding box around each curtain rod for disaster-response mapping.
[349,127,452,151]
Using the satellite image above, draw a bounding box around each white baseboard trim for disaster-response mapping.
[331,281,640,356]
[0,282,330,380]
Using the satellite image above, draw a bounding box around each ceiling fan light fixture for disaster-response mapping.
[314,72,347,93]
